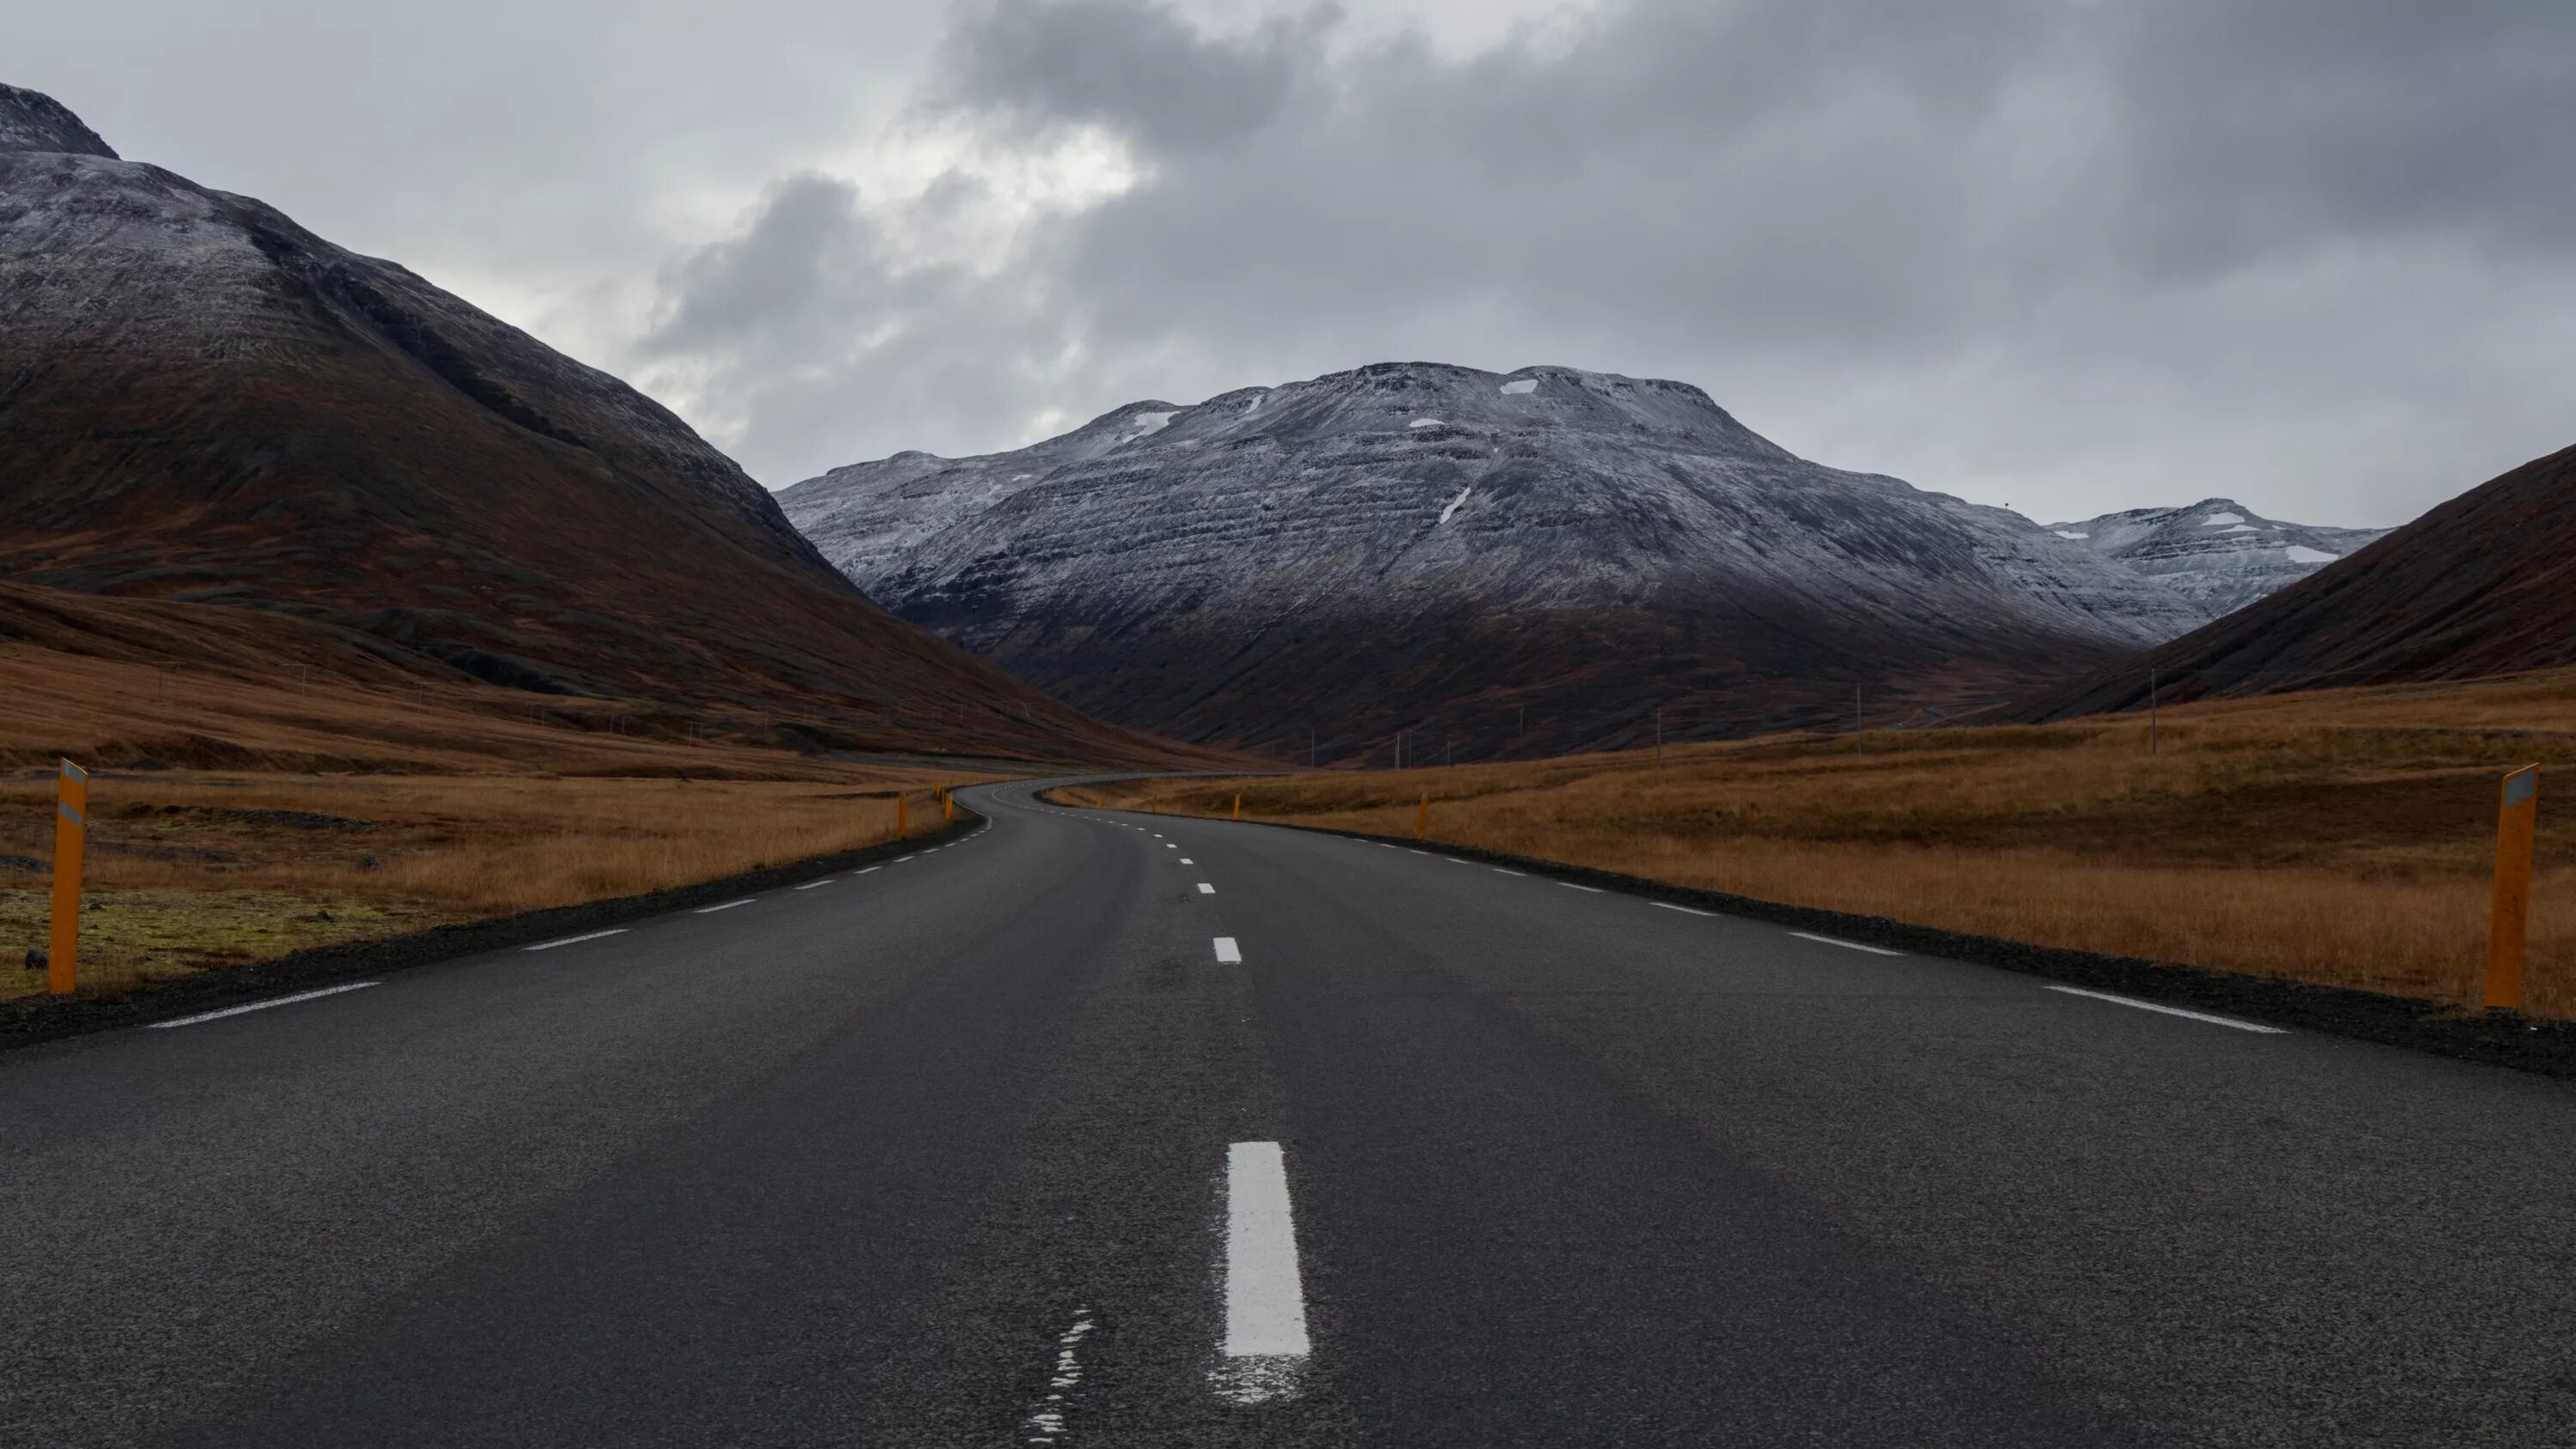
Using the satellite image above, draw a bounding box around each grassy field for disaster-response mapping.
[0,642,994,1003]
[1072,670,2576,1016]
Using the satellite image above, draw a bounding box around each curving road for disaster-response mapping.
[5,779,2576,1447]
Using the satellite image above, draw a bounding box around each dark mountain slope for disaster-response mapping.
[0,84,1195,765]
[2014,442,2576,719]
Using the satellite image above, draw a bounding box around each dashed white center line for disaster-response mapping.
[1164,844,1176,849]
[524,928,628,952]
[1212,937,1243,963]
[1652,902,1714,917]
[1180,858,1194,864]
[2046,985,2287,1034]
[1790,931,1902,955]
[857,866,882,875]
[793,878,836,890]
[149,981,379,1029]
[1558,882,1604,894]
[894,855,915,864]
[1492,867,1526,876]
[1215,1140,1311,1404]
[1198,882,1216,894]
[693,898,756,914]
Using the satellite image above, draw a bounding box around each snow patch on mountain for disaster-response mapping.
[2046,498,2391,615]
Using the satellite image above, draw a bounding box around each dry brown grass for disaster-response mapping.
[0,643,998,1001]
[1082,669,2576,1016]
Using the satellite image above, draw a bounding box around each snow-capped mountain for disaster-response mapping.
[2042,500,2391,616]
[783,361,2216,758]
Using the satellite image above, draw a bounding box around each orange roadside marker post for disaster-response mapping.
[943,790,955,822]
[49,758,86,995]
[2485,765,2541,1009]
[1415,791,1428,841]
[897,793,908,840]
[1233,794,1242,821]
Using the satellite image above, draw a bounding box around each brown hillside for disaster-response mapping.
[2015,443,2576,719]
[0,85,1209,768]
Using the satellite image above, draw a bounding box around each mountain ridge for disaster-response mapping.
[2012,442,2576,720]
[2044,497,2392,616]
[0,82,1200,766]
[784,360,2213,758]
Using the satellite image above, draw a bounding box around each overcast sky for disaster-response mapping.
[21,0,2573,525]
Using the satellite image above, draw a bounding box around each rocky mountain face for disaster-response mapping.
[2015,442,2576,720]
[2044,500,2391,616]
[0,83,1196,765]
[784,361,2219,760]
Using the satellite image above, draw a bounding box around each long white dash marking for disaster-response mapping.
[1492,868,1526,876]
[149,981,378,1029]
[1180,858,1194,864]
[793,878,836,890]
[1652,902,1714,917]
[857,866,882,875]
[2046,985,2287,1034]
[1215,1141,1311,1404]
[694,898,756,914]
[1198,883,1216,894]
[1558,882,1604,894]
[1791,931,1902,955]
[1213,937,1243,964]
[525,928,629,952]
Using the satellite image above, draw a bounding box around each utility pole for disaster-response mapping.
[1444,733,1452,768]
[2149,667,2160,757]
[1855,684,1863,752]
[1656,707,1664,767]
[1308,726,1315,770]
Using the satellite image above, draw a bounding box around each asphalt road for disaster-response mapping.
[6,779,2576,1447]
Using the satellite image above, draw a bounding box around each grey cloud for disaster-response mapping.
[933,0,1333,151]
[641,0,2576,527]
[636,170,1087,481]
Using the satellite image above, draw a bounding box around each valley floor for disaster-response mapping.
[1078,669,2576,1017]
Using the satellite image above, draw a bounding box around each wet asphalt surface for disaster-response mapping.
[6,779,2576,1447]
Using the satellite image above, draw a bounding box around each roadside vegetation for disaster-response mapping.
[0,645,989,1003]
[1072,669,2576,1017]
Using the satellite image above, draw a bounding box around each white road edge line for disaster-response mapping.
[857,866,882,875]
[1492,868,1526,876]
[694,898,756,914]
[1212,937,1243,964]
[1216,1140,1311,1404]
[149,981,378,1029]
[1790,931,1903,955]
[525,928,629,952]
[794,879,836,891]
[1198,882,1216,894]
[1180,858,1194,864]
[1558,882,1604,894]
[2046,985,2287,1034]
[1652,902,1714,917]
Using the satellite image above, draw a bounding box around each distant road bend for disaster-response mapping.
[6,781,2574,1447]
